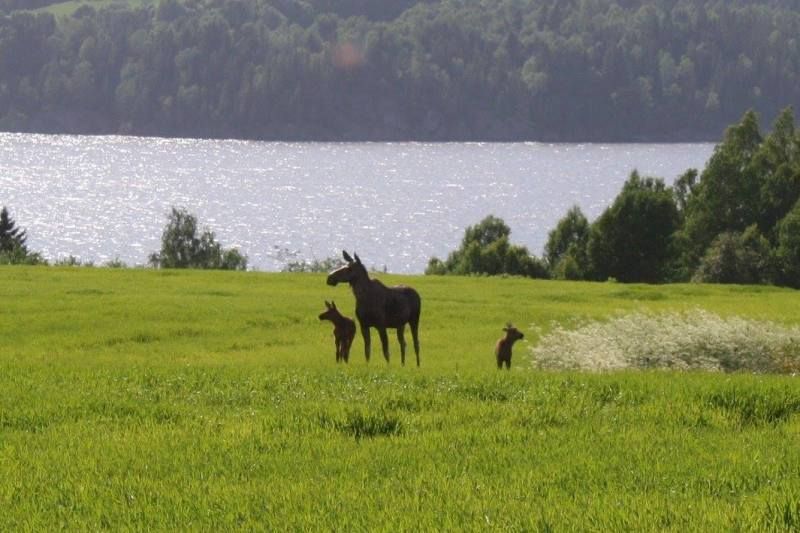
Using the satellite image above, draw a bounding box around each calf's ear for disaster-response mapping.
[343,250,353,263]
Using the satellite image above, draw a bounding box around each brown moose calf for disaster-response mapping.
[319,300,356,363]
[495,324,524,369]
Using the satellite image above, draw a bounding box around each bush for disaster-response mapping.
[530,310,800,374]
[0,246,46,265]
[692,226,774,284]
[104,257,127,268]
[282,255,344,273]
[551,253,584,280]
[149,207,247,270]
[425,215,548,278]
[54,255,92,267]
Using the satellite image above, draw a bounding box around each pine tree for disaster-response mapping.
[0,206,28,254]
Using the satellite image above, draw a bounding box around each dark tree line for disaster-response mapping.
[1,0,800,141]
[431,108,800,288]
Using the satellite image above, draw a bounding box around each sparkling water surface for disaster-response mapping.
[0,133,714,273]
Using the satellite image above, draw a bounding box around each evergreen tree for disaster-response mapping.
[0,206,28,254]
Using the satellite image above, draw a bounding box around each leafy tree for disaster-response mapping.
[544,205,589,280]
[149,207,247,270]
[775,199,800,288]
[587,171,680,283]
[681,110,764,268]
[754,107,800,233]
[673,168,698,215]
[426,215,547,278]
[673,108,800,282]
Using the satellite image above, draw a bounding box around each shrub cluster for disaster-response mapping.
[530,310,800,374]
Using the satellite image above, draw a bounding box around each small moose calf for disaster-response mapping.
[319,300,356,363]
[495,324,524,369]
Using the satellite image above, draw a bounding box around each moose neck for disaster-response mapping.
[330,312,346,326]
[349,269,372,300]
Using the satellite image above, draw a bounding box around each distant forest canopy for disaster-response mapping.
[1,0,800,141]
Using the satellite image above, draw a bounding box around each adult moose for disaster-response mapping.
[326,251,421,366]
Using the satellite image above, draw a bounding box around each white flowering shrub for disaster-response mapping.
[530,310,800,373]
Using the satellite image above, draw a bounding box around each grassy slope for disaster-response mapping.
[33,0,154,17]
[2,266,800,530]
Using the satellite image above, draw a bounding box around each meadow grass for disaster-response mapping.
[33,0,154,17]
[2,266,800,530]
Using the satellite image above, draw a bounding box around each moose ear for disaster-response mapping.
[342,250,353,263]
[353,252,362,265]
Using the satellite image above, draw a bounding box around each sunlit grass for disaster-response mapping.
[32,0,154,17]
[1,266,800,529]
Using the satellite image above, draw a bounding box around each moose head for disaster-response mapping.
[326,250,367,286]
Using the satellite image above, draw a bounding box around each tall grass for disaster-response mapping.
[2,266,800,529]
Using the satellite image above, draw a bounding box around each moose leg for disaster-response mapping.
[342,335,351,363]
[378,327,390,362]
[396,325,407,366]
[361,323,371,362]
[410,320,420,367]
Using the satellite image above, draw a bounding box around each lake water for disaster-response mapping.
[0,133,715,273]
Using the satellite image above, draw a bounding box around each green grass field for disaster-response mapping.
[32,0,154,17]
[2,266,800,530]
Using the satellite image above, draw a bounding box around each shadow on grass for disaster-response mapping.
[319,409,403,440]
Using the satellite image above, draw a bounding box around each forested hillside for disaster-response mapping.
[1,0,800,141]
